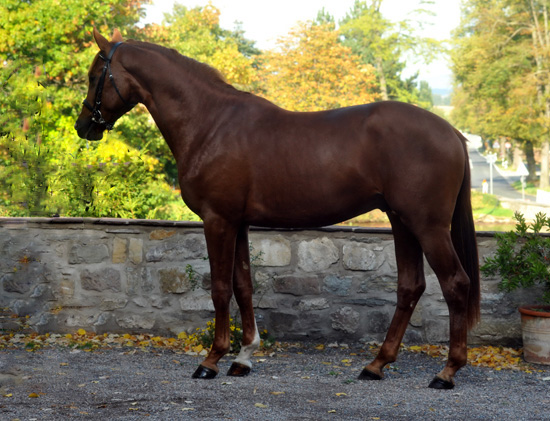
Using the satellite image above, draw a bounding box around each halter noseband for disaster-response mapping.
[83,42,135,130]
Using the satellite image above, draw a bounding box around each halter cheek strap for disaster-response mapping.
[83,42,136,130]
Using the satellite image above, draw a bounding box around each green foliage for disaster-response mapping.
[482,212,550,304]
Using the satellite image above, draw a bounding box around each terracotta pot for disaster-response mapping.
[518,305,550,365]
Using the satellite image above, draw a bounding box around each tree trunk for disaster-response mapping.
[512,142,523,169]
[541,140,550,188]
[375,57,389,101]
[523,140,538,182]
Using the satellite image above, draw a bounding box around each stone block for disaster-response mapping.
[179,289,215,311]
[100,298,128,311]
[69,244,109,264]
[251,236,291,267]
[323,275,352,296]
[58,279,75,297]
[297,297,330,311]
[297,237,338,272]
[342,242,382,271]
[2,262,46,294]
[129,238,143,264]
[158,268,192,294]
[132,297,148,308]
[80,268,121,292]
[30,284,54,301]
[273,275,320,296]
[116,314,156,330]
[331,306,360,334]
[145,234,206,262]
[364,310,391,333]
[112,238,127,263]
[149,229,177,240]
[269,311,299,333]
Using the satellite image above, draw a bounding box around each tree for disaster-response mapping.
[451,0,550,186]
[259,21,379,112]
[142,3,259,91]
[340,0,442,106]
[0,0,197,219]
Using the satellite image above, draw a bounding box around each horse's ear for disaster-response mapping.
[93,28,110,52]
[111,28,123,43]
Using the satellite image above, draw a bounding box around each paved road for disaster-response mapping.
[468,146,529,200]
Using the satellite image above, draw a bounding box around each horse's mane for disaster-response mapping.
[126,39,229,87]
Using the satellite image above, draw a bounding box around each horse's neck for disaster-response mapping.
[127,45,238,156]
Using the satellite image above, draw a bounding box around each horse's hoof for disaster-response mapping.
[428,376,454,390]
[357,368,383,381]
[192,365,218,379]
[227,362,251,377]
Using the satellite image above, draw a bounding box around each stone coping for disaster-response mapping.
[0,216,502,237]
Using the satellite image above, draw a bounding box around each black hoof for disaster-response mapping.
[357,368,383,381]
[227,362,251,377]
[428,376,454,390]
[192,365,218,379]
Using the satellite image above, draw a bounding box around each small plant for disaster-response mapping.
[482,211,550,304]
[196,317,243,353]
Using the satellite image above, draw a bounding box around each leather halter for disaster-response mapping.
[82,42,135,130]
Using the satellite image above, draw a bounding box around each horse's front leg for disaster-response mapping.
[192,217,238,379]
[227,226,260,376]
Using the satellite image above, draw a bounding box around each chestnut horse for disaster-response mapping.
[75,29,480,389]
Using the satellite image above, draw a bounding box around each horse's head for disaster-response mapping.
[74,28,137,140]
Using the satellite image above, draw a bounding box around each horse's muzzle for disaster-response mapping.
[74,118,104,141]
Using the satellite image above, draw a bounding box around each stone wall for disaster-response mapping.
[0,217,539,345]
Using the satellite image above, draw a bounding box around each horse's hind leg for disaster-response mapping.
[359,215,425,381]
[227,226,260,376]
[419,228,471,389]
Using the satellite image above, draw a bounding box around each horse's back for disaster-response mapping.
[235,100,466,227]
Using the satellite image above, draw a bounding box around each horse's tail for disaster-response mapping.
[451,129,480,329]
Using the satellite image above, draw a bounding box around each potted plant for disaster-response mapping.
[482,211,550,365]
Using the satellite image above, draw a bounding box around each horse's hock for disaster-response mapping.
[0,217,538,345]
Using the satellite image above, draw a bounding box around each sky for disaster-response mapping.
[141,0,462,91]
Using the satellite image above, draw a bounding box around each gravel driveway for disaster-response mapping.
[1,343,549,420]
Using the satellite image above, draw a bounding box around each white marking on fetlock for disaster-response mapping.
[233,321,260,368]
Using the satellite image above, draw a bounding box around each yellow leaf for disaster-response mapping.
[335,393,347,397]
[341,359,351,363]
[328,409,336,413]
[77,329,86,336]
[178,332,188,339]
[270,391,285,395]
[28,393,39,398]
[65,334,72,339]
[255,403,268,408]
[409,345,422,352]
[3,393,13,398]
[315,344,325,350]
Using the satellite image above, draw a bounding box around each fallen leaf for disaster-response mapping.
[28,393,39,398]
[3,393,13,398]
[255,403,268,408]
[335,393,347,397]
[270,391,285,396]
[182,407,195,411]
[328,409,336,413]
[315,344,325,351]
[77,329,86,336]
